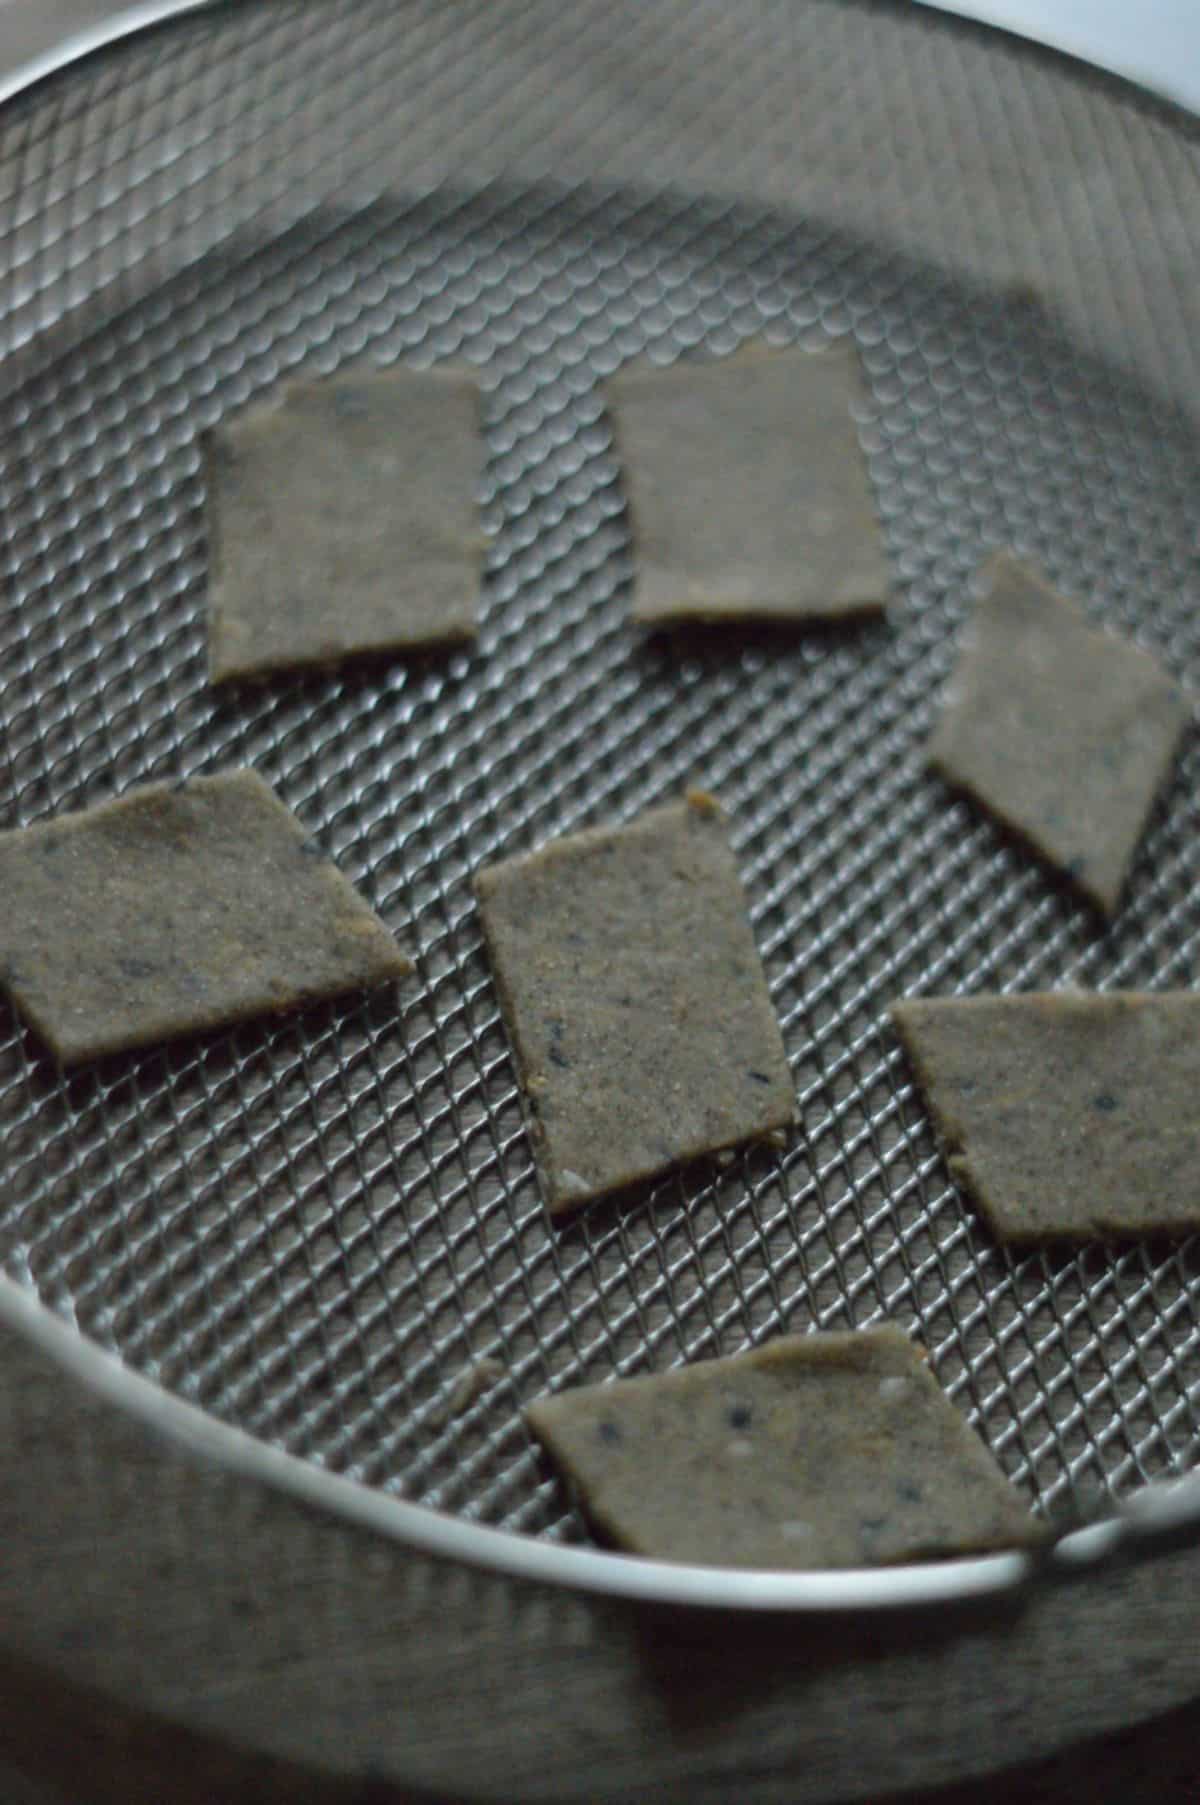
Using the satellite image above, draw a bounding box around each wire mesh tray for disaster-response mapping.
[2,0,1200,1609]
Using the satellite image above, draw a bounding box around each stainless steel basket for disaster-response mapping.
[3,0,1200,1634]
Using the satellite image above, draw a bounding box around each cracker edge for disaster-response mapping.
[926,554,1192,916]
[473,792,794,1216]
[889,992,1200,1246]
[0,768,412,1066]
[526,1325,1043,1561]
[604,341,887,629]
[204,370,485,684]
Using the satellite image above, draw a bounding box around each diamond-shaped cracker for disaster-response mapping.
[928,553,1190,914]
[526,1327,1040,1568]
[607,343,890,627]
[0,769,410,1064]
[206,367,483,681]
[473,792,794,1214]
[892,991,1200,1244]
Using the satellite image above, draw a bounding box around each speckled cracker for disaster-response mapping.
[891,991,1200,1244]
[0,769,410,1064]
[473,793,794,1214]
[928,554,1190,914]
[607,344,890,627]
[526,1328,1040,1569]
[206,367,483,681]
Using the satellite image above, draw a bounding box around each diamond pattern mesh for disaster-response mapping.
[2,0,1200,1550]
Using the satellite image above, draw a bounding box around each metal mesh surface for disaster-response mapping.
[2,0,1200,1550]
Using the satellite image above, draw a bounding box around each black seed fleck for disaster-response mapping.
[597,1421,621,1446]
[728,1403,752,1430]
[748,1070,771,1085]
[548,1045,571,1070]
[1093,1093,1118,1113]
[119,956,155,981]
[896,1479,922,1505]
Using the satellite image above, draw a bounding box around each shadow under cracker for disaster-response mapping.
[638,608,893,673]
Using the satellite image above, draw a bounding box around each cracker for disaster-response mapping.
[206,367,483,681]
[606,344,889,627]
[526,1327,1040,1568]
[0,769,410,1065]
[891,991,1200,1244]
[473,793,794,1214]
[928,553,1190,914]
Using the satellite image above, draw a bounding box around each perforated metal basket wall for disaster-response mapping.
[2,0,1200,1585]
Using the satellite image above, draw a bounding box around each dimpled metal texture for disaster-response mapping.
[2,0,1200,1555]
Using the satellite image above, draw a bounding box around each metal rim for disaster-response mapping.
[0,0,214,107]
[8,1268,1200,1611]
[2,0,1200,1614]
[3,0,1196,118]
[0,1270,1036,1610]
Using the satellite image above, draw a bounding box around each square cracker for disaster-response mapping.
[928,553,1190,914]
[206,367,483,681]
[606,343,890,627]
[526,1327,1040,1568]
[473,792,794,1214]
[0,769,410,1065]
[891,991,1200,1244]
